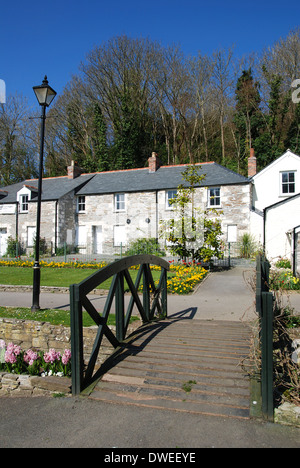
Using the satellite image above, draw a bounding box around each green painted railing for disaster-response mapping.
[70,255,170,395]
[256,254,274,422]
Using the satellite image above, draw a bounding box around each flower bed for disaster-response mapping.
[0,259,208,295]
[0,259,107,269]
[0,340,71,377]
[167,262,208,294]
[270,268,300,291]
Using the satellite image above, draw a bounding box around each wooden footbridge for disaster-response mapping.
[70,255,251,420]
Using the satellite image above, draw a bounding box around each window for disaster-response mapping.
[115,193,125,211]
[281,171,295,194]
[208,187,221,207]
[77,196,85,212]
[20,195,29,213]
[166,190,177,209]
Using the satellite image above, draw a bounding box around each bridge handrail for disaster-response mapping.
[70,254,170,395]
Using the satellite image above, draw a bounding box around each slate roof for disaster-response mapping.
[77,162,249,196]
[0,174,94,204]
[0,162,249,203]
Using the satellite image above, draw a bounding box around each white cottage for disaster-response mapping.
[249,149,300,269]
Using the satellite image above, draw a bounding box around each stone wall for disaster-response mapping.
[0,372,71,396]
[0,317,142,370]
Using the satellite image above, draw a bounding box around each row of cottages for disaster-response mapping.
[0,154,251,257]
[0,150,299,271]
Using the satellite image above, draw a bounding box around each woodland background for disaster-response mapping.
[1,28,300,186]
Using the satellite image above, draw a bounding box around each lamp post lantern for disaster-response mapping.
[31,76,56,312]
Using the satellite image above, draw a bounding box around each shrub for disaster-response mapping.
[126,238,165,257]
[238,233,257,258]
[275,257,291,269]
[5,236,24,257]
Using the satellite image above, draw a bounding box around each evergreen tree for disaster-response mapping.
[112,90,143,170]
[85,103,110,172]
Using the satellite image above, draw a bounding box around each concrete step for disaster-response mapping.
[89,387,250,420]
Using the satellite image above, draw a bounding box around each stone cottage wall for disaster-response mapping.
[76,184,252,256]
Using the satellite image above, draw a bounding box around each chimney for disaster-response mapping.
[248,148,257,178]
[148,152,161,173]
[67,160,82,179]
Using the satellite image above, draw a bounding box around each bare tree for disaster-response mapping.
[211,47,235,165]
[0,94,37,185]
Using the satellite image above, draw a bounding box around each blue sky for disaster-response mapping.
[1,0,299,109]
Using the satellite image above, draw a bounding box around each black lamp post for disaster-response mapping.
[31,76,56,312]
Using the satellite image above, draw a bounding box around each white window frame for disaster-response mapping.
[166,190,177,210]
[114,193,125,212]
[20,194,29,213]
[281,171,296,195]
[77,196,86,213]
[208,187,221,207]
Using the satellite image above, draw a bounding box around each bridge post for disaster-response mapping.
[115,272,125,342]
[70,283,84,395]
[161,268,168,318]
[143,264,151,320]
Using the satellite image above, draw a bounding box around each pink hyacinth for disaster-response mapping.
[6,342,21,356]
[44,348,61,364]
[5,350,17,364]
[5,342,21,364]
[24,349,38,366]
[62,349,71,365]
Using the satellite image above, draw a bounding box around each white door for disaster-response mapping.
[0,228,8,256]
[93,226,103,254]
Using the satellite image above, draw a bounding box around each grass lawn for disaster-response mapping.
[0,266,164,289]
[0,306,140,328]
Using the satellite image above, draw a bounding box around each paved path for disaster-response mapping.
[1,265,299,320]
[0,266,257,322]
